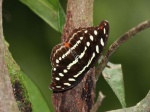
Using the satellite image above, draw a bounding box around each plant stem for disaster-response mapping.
[96,20,150,80]
[0,0,19,111]
[52,0,95,112]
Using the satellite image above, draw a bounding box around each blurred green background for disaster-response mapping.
[3,0,150,111]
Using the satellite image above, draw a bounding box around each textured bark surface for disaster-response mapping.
[52,0,95,112]
[62,0,93,42]
[0,0,19,112]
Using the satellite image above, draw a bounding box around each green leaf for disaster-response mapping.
[20,0,65,33]
[107,91,150,112]
[4,40,50,112]
[102,62,126,108]
[22,72,51,112]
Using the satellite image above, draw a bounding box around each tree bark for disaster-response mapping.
[52,0,95,112]
[0,0,19,112]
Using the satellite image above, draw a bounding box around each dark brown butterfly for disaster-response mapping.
[50,20,109,92]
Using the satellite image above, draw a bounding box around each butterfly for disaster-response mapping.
[50,20,109,92]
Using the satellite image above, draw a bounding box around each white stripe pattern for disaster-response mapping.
[55,77,60,81]
[67,46,87,69]
[63,69,68,73]
[94,30,98,35]
[100,38,104,46]
[96,45,99,53]
[53,30,82,60]
[103,28,106,34]
[61,40,81,60]
[90,35,94,41]
[53,46,63,57]
[79,47,87,59]
[73,52,95,78]
[68,78,76,81]
[56,86,61,88]
[67,58,78,69]
[59,73,64,77]
[64,83,71,86]
[86,42,90,47]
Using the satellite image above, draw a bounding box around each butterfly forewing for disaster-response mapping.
[50,20,109,91]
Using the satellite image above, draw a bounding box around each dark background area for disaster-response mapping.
[3,0,150,111]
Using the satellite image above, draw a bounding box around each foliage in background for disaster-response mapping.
[20,0,126,110]
[3,0,150,111]
[4,39,50,112]
[20,0,65,33]
[103,62,126,108]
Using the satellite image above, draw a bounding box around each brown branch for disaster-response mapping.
[52,0,95,112]
[96,20,150,80]
[61,0,93,42]
[90,91,105,112]
[0,0,19,112]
